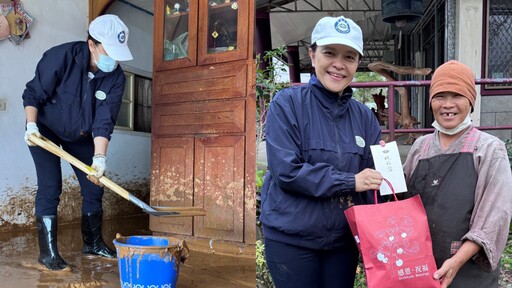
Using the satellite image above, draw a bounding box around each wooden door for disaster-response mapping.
[151,0,255,245]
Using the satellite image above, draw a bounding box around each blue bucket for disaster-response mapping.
[113,235,188,288]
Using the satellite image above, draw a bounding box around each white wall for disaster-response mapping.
[456,0,483,125]
[108,0,154,77]
[0,0,153,227]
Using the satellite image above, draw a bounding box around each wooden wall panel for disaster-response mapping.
[154,63,247,104]
[150,137,194,235]
[193,136,244,241]
[153,99,245,136]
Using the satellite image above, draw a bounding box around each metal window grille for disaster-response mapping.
[134,76,152,133]
[417,1,446,127]
[116,72,135,130]
[116,72,152,133]
[484,0,512,90]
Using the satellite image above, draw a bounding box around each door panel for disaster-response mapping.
[153,99,245,136]
[154,63,247,104]
[150,137,194,235]
[193,136,244,241]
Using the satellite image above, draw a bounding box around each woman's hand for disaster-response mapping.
[24,122,41,146]
[354,168,383,192]
[433,258,460,288]
[433,240,480,288]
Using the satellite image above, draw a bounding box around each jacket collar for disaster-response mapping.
[309,75,353,106]
[77,42,112,78]
[74,42,91,74]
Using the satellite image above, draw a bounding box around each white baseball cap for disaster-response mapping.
[89,14,133,61]
[311,16,364,56]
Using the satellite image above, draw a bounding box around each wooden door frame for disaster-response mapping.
[89,0,114,21]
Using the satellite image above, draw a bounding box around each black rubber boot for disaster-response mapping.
[81,212,116,258]
[36,215,69,270]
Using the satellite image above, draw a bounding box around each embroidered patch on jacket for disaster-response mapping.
[95,91,107,100]
[355,136,365,148]
[431,178,440,187]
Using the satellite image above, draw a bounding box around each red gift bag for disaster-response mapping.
[344,179,440,288]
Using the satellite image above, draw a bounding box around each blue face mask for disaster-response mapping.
[94,45,118,73]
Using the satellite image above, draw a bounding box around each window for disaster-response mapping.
[116,72,135,130]
[482,0,512,93]
[116,72,152,133]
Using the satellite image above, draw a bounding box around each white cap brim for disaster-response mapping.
[102,44,133,61]
[316,37,363,56]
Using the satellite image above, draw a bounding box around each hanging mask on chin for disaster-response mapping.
[93,45,118,73]
[432,113,472,135]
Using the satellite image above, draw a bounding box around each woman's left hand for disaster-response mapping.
[87,174,104,187]
[433,258,460,288]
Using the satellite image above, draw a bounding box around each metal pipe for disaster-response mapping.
[280,78,512,141]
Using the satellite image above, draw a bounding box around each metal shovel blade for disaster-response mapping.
[129,195,207,217]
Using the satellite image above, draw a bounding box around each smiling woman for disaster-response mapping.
[308,16,362,94]
[402,60,512,288]
[428,60,477,146]
[309,44,360,93]
[259,15,384,288]
[430,93,472,134]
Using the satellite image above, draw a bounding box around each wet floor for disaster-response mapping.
[0,215,255,287]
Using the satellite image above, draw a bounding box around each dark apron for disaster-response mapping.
[406,128,499,287]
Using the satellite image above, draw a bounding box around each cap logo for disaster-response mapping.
[334,18,351,34]
[117,31,126,44]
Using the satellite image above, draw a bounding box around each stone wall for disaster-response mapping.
[480,95,512,140]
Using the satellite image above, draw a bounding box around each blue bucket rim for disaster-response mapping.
[113,235,187,254]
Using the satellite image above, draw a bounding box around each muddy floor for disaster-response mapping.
[0,215,255,287]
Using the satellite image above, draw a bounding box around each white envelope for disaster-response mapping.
[370,141,407,195]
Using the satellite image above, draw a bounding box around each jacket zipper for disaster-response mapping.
[335,99,342,162]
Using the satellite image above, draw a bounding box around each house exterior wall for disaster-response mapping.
[456,0,512,140]
[0,0,153,230]
[456,0,483,125]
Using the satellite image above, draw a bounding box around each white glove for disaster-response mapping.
[91,154,107,177]
[24,122,41,146]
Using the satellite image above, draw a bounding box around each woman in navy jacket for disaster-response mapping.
[260,16,383,288]
[22,15,133,271]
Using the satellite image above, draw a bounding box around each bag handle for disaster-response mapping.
[373,178,398,203]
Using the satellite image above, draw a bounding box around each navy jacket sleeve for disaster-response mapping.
[361,110,383,204]
[92,69,126,140]
[265,93,356,198]
[22,49,69,109]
